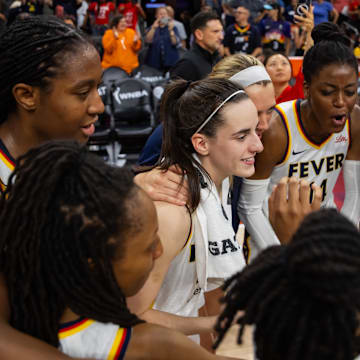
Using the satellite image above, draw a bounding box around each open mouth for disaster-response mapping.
[241,157,255,165]
[331,114,346,127]
[81,123,95,137]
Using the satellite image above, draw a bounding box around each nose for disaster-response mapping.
[334,91,345,108]
[251,132,264,154]
[89,89,105,115]
[257,112,270,134]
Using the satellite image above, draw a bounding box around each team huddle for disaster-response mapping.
[0,12,360,360]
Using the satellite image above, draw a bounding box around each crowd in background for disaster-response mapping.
[1,0,360,73]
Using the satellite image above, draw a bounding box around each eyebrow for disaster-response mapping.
[232,128,251,137]
[321,82,357,88]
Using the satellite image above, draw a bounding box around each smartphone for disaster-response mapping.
[296,0,312,17]
[159,16,169,25]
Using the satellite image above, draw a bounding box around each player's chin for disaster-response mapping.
[234,162,255,178]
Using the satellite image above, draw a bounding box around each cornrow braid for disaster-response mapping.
[214,209,360,360]
[0,15,94,124]
[0,141,143,347]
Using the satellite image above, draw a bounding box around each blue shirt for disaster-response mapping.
[313,1,333,25]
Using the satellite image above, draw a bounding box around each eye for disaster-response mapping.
[321,90,333,96]
[77,89,90,99]
[345,90,356,97]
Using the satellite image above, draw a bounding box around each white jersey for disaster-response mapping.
[59,318,131,359]
[267,100,350,209]
[0,139,15,191]
[153,219,205,317]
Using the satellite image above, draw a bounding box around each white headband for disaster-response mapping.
[195,89,245,134]
[229,65,271,88]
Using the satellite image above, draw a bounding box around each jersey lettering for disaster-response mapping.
[288,153,345,178]
[209,237,239,256]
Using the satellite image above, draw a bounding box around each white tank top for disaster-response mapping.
[266,100,350,209]
[153,216,205,317]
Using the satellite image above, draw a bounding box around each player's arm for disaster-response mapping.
[237,112,287,257]
[342,104,360,226]
[126,323,239,360]
[126,203,215,335]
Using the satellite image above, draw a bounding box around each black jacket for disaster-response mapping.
[170,43,220,81]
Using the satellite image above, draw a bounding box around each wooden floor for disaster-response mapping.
[216,325,254,359]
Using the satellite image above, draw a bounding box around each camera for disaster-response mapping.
[160,16,169,25]
[296,0,312,17]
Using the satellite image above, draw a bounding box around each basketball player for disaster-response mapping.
[238,22,360,260]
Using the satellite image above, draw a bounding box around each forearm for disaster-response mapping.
[140,308,216,335]
[237,178,280,261]
[169,30,177,45]
[251,47,262,57]
[341,160,360,227]
[145,27,156,43]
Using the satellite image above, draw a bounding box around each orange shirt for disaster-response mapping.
[101,28,141,74]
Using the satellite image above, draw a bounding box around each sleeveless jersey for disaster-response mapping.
[0,139,15,192]
[266,99,350,209]
[153,219,205,317]
[59,317,131,360]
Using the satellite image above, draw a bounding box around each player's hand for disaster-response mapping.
[134,165,189,206]
[268,177,322,244]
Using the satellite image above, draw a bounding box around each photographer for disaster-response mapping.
[145,6,180,72]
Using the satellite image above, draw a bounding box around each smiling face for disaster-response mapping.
[202,98,264,181]
[265,54,292,85]
[305,63,358,136]
[33,45,104,145]
[112,189,163,297]
[116,17,128,32]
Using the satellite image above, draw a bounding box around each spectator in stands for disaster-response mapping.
[170,11,223,81]
[117,0,145,32]
[8,0,42,24]
[76,0,88,29]
[52,0,80,21]
[145,6,180,72]
[101,14,141,73]
[264,6,314,103]
[166,5,187,48]
[224,4,262,57]
[258,3,291,55]
[88,0,115,36]
[313,0,338,25]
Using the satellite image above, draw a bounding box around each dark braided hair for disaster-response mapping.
[303,22,358,84]
[0,15,96,124]
[214,209,360,360]
[0,141,144,347]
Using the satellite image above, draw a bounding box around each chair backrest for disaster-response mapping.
[103,66,130,85]
[110,78,154,127]
[132,64,169,113]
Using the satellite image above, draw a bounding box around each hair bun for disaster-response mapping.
[311,22,350,47]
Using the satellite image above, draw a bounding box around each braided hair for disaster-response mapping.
[0,15,95,124]
[214,209,360,360]
[0,141,143,347]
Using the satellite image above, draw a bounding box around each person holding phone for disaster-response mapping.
[145,6,179,72]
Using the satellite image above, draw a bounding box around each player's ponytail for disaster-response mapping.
[159,78,248,210]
